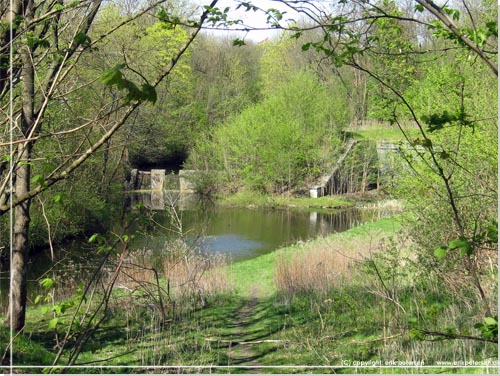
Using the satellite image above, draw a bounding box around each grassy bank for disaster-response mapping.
[217,191,356,210]
[229,216,402,298]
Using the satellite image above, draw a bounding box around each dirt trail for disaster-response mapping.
[225,287,266,372]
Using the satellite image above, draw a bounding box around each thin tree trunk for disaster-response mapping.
[5,0,34,331]
[9,148,31,331]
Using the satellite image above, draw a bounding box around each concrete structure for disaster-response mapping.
[127,168,201,211]
[310,140,358,197]
[179,170,197,192]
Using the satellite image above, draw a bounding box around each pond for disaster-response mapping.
[134,204,366,263]
[0,192,385,311]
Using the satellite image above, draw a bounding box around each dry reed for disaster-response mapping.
[113,249,157,290]
[275,231,386,297]
[162,239,232,305]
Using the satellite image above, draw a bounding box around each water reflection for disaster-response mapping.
[133,193,367,262]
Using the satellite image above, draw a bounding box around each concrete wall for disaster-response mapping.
[128,168,195,193]
[178,170,197,192]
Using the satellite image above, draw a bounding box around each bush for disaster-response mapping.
[188,70,349,194]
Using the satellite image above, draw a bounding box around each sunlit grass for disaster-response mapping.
[218,191,355,209]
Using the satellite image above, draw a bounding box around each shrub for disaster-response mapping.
[188,70,348,194]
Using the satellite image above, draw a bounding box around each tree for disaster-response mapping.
[188,70,348,193]
[1,0,219,331]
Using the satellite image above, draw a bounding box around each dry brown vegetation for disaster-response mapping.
[274,230,387,297]
[162,239,232,305]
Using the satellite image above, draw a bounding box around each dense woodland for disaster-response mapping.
[0,0,498,372]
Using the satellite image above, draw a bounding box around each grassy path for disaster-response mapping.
[225,289,265,372]
[205,287,285,372]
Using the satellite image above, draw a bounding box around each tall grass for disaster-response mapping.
[272,232,497,370]
[274,232,384,298]
[162,239,232,308]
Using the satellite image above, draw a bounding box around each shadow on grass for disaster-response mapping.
[12,284,498,373]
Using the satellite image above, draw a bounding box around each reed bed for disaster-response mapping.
[162,239,232,306]
[274,231,386,297]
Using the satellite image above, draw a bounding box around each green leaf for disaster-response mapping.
[34,295,42,304]
[434,246,448,259]
[157,7,169,22]
[40,307,48,315]
[414,4,424,12]
[32,174,45,185]
[486,21,498,37]
[232,38,246,47]
[486,222,498,243]
[475,316,498,340]
[100,64,126,87]
[88,233,99,243]
[74,32,91,47]
[26,31,50,49]
[53,193,63,204]
[97,244,112,254]
[448,237,472,256]
[54,305,63,315]
[48,317,58,330]
[40,277,55,289]
[484,317,497,326]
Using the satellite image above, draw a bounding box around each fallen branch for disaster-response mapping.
[418,330,497,344]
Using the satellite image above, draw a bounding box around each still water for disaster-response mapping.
[0,194,380,310]
[134,205,366,262]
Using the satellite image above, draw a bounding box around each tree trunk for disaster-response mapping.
[5,0,34,331]
[0,0,22,95]
[9,147,31,331]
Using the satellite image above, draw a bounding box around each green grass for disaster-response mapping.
[229,216,402,298]
[0,326,56,367]
[218,191,355,210]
